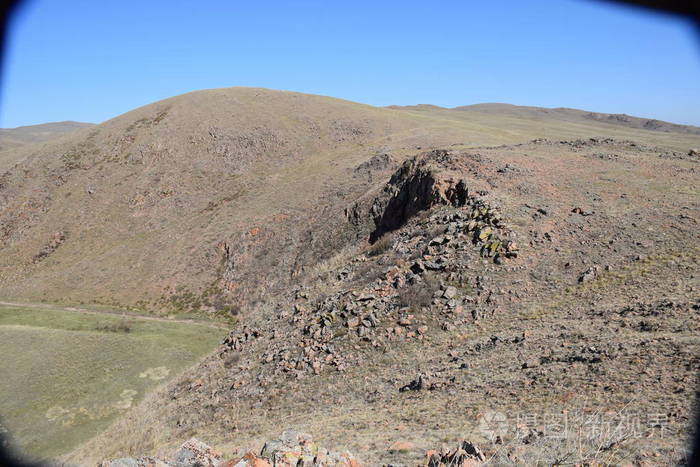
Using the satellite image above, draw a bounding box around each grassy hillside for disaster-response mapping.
[1,88,698,315]
[0,121,94,151]
[451,103,700,135]
[1,88,699,465]
[0,303,225,460]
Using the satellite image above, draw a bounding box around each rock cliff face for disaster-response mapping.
[346,150,478,237]
[367,150,470,242]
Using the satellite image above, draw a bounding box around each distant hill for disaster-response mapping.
[0,121,94,151]
[384,102,700,135]
[452,103,700,135]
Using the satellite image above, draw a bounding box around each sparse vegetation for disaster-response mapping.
[398,272,440,311]
[94,319,133,333]
[1,89,699,466]
[368,233,393,257]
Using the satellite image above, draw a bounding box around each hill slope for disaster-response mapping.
[453,103,700,135]
[0,88,698,465]
[70,139,699,466]
[1,88,698,314]
[0,121,94,151]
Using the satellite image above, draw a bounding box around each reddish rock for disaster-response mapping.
[231,452,271,467]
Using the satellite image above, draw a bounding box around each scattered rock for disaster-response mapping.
[571,207,593,216]
[426,440,485,466]
[578,266,600,283]
[101,433,360,467]
[99,459,142,467]
[33,231,66,263]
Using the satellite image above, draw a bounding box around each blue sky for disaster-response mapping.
[1,0,699,127]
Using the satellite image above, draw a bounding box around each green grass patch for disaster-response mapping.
[0,304,225,460]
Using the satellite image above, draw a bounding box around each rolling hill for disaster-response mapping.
[1,88,697,313]
[0,121,94,151]
[452,103,700,135]
[0,88,698,465]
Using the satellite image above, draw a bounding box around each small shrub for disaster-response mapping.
[95,319,132,333]
[222,352,241,369]
[349,260,384,286]
[225,305,240,316]
[368,234,393,257]
[421,223,445,240]
[398,273,440,310]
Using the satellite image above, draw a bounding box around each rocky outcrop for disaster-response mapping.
[98,432,491,466]
[352,152,395,180]
[220,196,518,380]
[99,431,360,467]
[425,440,486,466]
[346,149,515,257]
[33,231,66,263]
[366,150,470,242]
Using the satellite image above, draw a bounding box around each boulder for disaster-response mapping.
[443,286,457,299]
[578,266,600,283]
[410,260,426,274]
[399,374,425,392]
[172,438,221,467]
[426,440,485,466]
[224,452,271,467]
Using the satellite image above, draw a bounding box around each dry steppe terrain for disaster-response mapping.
[0,88,698,466]
[0,121,94,152]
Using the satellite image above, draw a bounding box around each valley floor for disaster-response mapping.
[0,303,226,460]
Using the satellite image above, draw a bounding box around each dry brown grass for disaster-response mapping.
[367,233,394,257]
[3,87,699,312]
[4,88,700,465]
[397,273,440,311]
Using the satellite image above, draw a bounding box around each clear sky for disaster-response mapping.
[1,0,699,128]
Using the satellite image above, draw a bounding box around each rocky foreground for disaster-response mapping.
[98,431,486,467]
[63,138,699,466]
